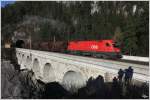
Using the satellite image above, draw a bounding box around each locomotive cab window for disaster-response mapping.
[106,43,110,47]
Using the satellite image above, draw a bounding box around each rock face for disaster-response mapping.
[1,60,44,99]
[1,60,21,98]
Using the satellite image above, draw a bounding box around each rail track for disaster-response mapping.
[70,54,149,65]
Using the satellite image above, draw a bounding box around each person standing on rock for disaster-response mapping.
[118,69,124,83]
[124,69,130,85]
[124,66,134,85]
[128,66,134,84]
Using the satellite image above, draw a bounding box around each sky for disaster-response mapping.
[1,1,15,8]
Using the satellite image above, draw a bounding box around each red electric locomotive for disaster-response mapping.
[17,39,122,59]
[67,40,122,59]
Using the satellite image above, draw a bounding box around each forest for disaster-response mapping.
[1,1,149,56]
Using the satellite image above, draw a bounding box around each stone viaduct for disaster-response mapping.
[16,48,149,92]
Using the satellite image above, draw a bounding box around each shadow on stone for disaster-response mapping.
[42,82,70,99]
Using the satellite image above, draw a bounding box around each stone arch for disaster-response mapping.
[16,52,21,64]
[21,54,26,67]
[16,52,19,58]
[25,56,32,69]
[62,70,86,93]
[32,58,41,79]
[22,54,24,58]
[43,63,56,83]
[15,40,25,48]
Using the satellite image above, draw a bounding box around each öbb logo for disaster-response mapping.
[91,45,98,49]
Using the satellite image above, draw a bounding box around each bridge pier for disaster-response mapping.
[104,72,112,82]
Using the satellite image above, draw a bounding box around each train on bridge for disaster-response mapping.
[15,39,122,59]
